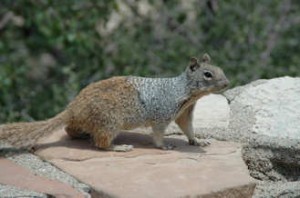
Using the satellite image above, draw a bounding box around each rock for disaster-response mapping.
[190,94,230,129]
[253,181,300,198]
[0,158,86,198]
[222,77,300,198]
[0,146,91,197]
[0,184,46,198]
[224,77,300,140]
[191,77,300,143]
[35,130,255,198]
[7,152,92,195]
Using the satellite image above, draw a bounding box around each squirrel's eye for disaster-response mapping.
[204,71,213,79]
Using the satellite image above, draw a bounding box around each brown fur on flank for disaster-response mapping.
[0,54,229,151]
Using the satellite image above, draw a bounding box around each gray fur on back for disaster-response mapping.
[128,73,189,124]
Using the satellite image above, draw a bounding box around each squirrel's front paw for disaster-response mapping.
[189,138,211,147]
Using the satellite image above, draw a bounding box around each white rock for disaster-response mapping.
[193,94,230,129]
[228,77,300,139]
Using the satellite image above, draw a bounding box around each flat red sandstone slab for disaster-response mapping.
[36,129,255,198]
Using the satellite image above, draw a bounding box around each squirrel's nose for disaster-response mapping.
[223,79,230,88]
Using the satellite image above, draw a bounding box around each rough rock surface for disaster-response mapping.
[243,144,300,198]
[0,184,46,198]
[189,77,300,198]
[225,76,300,140]
[192,77,300,143]
[35,130,255,198]
[0,157,86,197]
[0,147,91,197]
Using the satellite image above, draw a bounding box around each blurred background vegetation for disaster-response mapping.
[0,0,299,122]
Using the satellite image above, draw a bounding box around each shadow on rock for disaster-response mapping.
[36,131,206,154]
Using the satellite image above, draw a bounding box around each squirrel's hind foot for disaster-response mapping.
[158,144,176,150]
[108,144,134,152]
[189,138,211,147]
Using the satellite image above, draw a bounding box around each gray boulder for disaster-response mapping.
[225,76,300,140]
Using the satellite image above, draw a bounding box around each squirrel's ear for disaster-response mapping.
[202,53,211,63]
[189,57,200,72]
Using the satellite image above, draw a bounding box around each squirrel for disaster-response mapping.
[0,54,229,152]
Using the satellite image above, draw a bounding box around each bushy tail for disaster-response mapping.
[0,111,69,148]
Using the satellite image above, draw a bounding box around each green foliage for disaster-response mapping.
[0,0,299,122]
[0,0,115,122]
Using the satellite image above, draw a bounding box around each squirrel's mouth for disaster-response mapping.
[216,81,230,93]
[212,79,230,93]
[220,79,230,88]
[215,86,229,94]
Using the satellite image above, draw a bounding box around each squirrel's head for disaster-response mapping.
[185,53,229,95]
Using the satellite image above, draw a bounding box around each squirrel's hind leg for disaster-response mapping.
[65,125,90,139]
[93,130,133,152]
